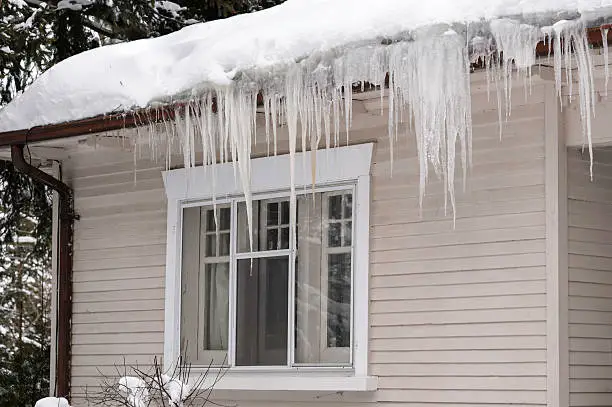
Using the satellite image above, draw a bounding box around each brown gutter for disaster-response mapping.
[10,144,76,399]
[0,106,179,148]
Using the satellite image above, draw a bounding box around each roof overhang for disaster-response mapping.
[0,25,610,150]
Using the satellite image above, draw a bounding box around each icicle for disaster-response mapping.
[490,19,542,121]
[121,14,606,231]
[553,20,595,180]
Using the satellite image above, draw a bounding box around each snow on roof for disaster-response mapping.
[2,0,612,225]
[1,0,611,132]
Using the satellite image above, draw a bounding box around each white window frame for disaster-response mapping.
[163,143,376,392]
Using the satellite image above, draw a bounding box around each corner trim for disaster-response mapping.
[545,83,569,407]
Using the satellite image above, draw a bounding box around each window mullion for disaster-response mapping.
[288,199,296,367]
[235,249,292,259]
[349,184,356,367]
[228,199,238,367]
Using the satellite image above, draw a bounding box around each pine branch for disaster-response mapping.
[80,15,120,39]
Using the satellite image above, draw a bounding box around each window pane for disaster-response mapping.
[219,232,230,256]
[267,202,279,226]
[236,257,289,366]
[344,221,352,247]
[238,199,290,253]
[219,207,231,230]
[281,227,290,250]
[205,207,231,232]
[206,209,215,231]
[294,193,351,365]
[343,194,353,219]
[181,206,229,366]
[327,253,351,348]
[328,222,342,247]
[205,233,216,257]
[201,263,229,352]
[329,195,342,220]
[281,201,290,225]
[267,228,279,250]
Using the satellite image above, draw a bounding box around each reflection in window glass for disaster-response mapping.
[327,253,351,348]
[294,191,352,365]
[235,257,289,366]
[238,199,290,252]
[201,263,229,350]
[181,188,353,368]
[181,205,230,366]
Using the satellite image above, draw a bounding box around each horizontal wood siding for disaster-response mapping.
[367,86,546,407]
[66,85,547,406]
[568,148,612,407]
[66,149,166,402]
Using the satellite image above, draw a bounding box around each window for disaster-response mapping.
[164,143,375,391]
[181,189,354,367]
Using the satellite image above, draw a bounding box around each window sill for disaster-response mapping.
[200,372,378,392]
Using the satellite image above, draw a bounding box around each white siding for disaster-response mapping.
[65,151,167,402]
[568,148,612,407]
[66,84,547,406]
[368,86,547,407]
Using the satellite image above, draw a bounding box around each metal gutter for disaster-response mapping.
[10,144,77,399]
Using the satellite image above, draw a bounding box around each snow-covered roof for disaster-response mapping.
[1,0,612,132]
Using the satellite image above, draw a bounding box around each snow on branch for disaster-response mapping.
[85,356,228,407]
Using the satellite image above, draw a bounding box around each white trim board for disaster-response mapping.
[162,143,376,392]
[545,83,569,407]
[163,143,373,200]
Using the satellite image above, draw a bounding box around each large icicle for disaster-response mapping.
[490,19,542,119]
[552,20,596,178]
[388,26,471,217]
[122,14,608,237]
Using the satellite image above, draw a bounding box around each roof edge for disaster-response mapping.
[1,25,610,148]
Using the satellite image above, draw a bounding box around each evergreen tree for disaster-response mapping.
[0,0,285,405]
[0,160,52,407]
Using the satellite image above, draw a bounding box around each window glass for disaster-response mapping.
[235,256,289,366]
[181,188,353,368]
[237,199,291,252]
[294,192,352,365]
[181,206,230,366]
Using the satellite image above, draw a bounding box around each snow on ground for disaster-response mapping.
[34,397,70,407]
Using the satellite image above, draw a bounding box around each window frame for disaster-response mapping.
[163,143,375,391]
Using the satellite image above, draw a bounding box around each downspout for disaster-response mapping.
[10,144,76,399]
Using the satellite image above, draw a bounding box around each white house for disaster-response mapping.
[2,1,612,406]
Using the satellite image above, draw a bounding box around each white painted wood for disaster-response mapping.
[163,143,373,200]
[567,145,612,407]
[64,80,550,404]
[201,374,377,392]
[545,83,570,407]
[162,143,374,388]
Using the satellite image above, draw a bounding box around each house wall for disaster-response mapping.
[567,148,612,407]
[65,151,167,400]
[65,83,548,406]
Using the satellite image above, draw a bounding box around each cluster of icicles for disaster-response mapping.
[108,17,608,236]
